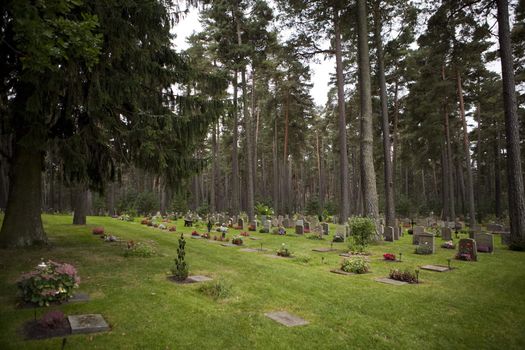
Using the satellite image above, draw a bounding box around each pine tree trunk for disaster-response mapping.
[231,71,240,214]
[73,185,88,225]
[442,145,450,220]
[442,65,456,220]
[456,69,476,226]
[273,116,279,212]
[373,1,395,228]
[497,0,525,248]
[357,0,379,221]
[494,130,502,218]
[210,121,217,213]
[0,144,46,247]
[334,9,350,223]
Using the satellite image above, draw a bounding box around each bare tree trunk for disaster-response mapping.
[273,116,279,212]
[497,0,525,248]
[334,9,350,223]
[494,126,502,218]
[442,65,456,220]
[373,0,395,227]
[210,121,217,213]
[357,0,379,221]
[231,71,240,215]
[456,69,476,226]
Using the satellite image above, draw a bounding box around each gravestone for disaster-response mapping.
[264,311,309,327]
[501,232,510,246]
[68,314,110,334]
[332,216,338,224]
[375,277,408,286]
[458,238,478,261]
[282,218,291,228]
[335,225,345,237]
[455,222,463,230]
[345,224,351,237]
[420,265,450,272]
[474,232,494,253]
[187,275,213,283]
[237,218,244,229]
[304,221,310,231]
[272,218,279,227]
[384,226,394,242]
[295,223,304,235]
[412,226,424,245]
[441,227,452,241]
[322,223,329,235]
[399,225,404,237]
[263,220,271,233]
[250,220,258,231]
[487,223,504,233]
[393,226,400,240]
[418,233,435,253]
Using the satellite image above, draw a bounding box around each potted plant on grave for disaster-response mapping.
[231,236,243,245]
[389,269,419,284]
[441,240,455,249]
[201,233,210,239]
[383,253,396,261]
[169,226,177,232]
[92,227,104,235]
[191,231,200,237]
[17,260,80,306]
[341,257,370,274]
[332,234,344,242]
[240,231,250,237]
[277,243,292,257]
[171,234,189,282]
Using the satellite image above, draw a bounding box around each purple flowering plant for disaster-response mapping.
[17,260,80,306]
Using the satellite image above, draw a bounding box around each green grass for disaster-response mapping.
[1,214,524,349]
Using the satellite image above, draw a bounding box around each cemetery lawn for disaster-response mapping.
[1,215,525,349]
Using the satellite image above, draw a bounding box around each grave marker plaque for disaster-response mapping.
[474,232,494,253]
[322,223,329,235]
[441,227,452,241]
[384,226,394,242]
[418,233,435,253]
[457,238,477,261]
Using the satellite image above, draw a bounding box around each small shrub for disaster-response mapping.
[389,269,419,284]
[306,233,324,240]
[277,243,292,257]
[383,253,396,261]
[124,241,156,257]
[17,261,80,306]
[341,257,370,274]
[240,231,250,237]
[191,231,200,237]
[295,254,312,264]
[39,310,66,329]
[169,226,177,232]
[201,233,210,239]
[349,217,376,248]
[140,219,149,225]
[456,252,473,261]
[92,227,104,235]
[198,280,232,300]
[171,234,189,281]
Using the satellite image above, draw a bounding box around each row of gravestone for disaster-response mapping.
[411,226,496,254]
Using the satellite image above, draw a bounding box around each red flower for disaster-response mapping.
[383,253,396,261]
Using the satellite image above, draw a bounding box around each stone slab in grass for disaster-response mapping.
[375,277,408,286]
[240,248,267,252]
[186,275,213,283]
[68,314,110,334]
[69,293,90,303]
[250,237,263,240]
[264,254,293,259]
[264,311,309,327]
[313,248,337,252]
[191,236,202,239]
[330,269,355,276]
[420,264,450,272]
[221,243,239,247]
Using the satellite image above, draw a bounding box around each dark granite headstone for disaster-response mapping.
[474,232,494,253]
